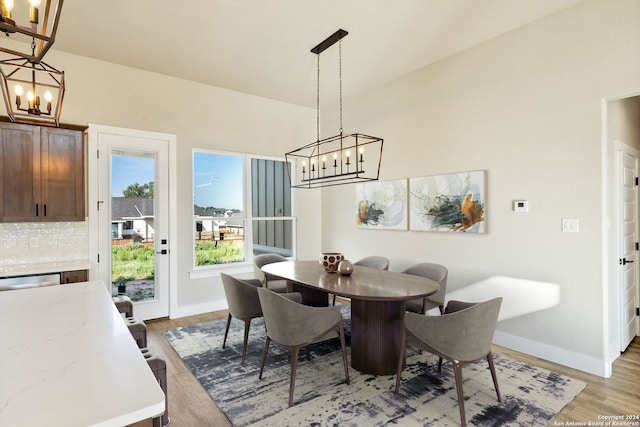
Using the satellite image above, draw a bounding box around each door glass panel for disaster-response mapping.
[111,151,157,301]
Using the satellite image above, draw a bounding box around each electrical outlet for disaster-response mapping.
[562,218,579,232]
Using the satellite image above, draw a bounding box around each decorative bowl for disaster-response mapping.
[320,252,344,273]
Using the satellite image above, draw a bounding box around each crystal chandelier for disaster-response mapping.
[286,29,383,189]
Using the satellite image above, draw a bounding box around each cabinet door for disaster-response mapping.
[40,127,85,221]
[0,123,41,222]
[61,270,88,284]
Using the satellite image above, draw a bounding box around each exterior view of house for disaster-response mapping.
[111,197,155,242]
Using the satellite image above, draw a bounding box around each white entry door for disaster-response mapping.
[619,147,640,351]
[90,125,174,320]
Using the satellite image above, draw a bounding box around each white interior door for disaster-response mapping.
[92,125,172,320]
[619,148,640,351]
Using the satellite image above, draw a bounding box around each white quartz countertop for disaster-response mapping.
[0,281,165,426]
[0,259,91,277]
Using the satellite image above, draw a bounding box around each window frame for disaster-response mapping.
[191,148,296,275]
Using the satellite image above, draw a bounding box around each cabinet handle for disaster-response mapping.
[35,203,39,217]
[43,204,47,217]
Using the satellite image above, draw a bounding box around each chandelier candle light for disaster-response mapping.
[0,0,65,125]
[286,29,383,189]
[0,0,63,63]
[0,50,64,125]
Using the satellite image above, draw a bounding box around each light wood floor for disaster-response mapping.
[129,310,640,426]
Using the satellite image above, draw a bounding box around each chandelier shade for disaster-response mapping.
[286,29,383,189]
[0,56,64,125]
[0,0,63,63]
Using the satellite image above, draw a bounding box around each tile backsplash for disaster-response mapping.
[0,222,89,267]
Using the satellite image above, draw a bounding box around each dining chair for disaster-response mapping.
[253,253,289,292]
[257,287,350,407]
[395,297,503,427]
[401,263,448,314]
[354,255,390,270]
[220,273,264,365]
[331,255,390,305]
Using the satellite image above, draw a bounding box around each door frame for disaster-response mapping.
[87,124,177,319]
[613,140,640,352]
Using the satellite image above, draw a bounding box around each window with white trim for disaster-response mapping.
[193,150,294,268]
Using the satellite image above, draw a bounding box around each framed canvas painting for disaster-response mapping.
[356,179,408,230]
[409,170,486,233]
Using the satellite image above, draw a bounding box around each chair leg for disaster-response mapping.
[452,362,467,427]
[332,294,336,306]
[338,321,350,385]
[241,319,251,365]
[289,347,300,407]
[222,313,232,349]
[487,353,502,402]
[437,357,443,373]
[394,327,407,394]
[258,336,271,379]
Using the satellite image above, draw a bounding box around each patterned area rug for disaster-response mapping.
[163,307,585,426]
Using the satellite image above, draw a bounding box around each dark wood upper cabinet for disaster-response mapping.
[0,122,86,222]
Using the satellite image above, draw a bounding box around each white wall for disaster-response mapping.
[319,0,640,376]
[32,47,320,314]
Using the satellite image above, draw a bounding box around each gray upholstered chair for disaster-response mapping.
[401,263,448,314]
[331,255,390,305]
[354,255,389,270]
[254,253,289,293]
[257,287,350,407]
[395,298,503,427]
[220,273,266,364]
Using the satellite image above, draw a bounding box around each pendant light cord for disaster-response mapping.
[316,54,320,142]
[339,39,343,135]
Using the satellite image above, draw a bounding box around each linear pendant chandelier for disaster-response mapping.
[286,29,383,189]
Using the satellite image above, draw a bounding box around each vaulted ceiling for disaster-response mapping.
[53,0,585,108]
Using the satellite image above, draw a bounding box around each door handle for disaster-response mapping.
[156,249,168,255]
[620,258,635,265]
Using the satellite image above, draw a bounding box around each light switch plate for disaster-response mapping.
[562,218,579,232]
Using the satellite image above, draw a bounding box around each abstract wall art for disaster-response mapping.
[356,179,408,230]
[409,170,486,233]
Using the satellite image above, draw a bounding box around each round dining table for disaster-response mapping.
[261,260,439,375]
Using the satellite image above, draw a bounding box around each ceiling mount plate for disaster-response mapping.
[311,29,348,55]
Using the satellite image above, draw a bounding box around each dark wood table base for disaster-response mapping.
[291,282,405,375]
[351,299,405,375]
[291,283,329,307]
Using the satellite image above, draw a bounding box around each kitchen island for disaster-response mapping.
[0,280,165,426]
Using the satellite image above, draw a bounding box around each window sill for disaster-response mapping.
[189,263,254,280]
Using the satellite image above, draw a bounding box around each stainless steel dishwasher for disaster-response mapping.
[0,273,60,291]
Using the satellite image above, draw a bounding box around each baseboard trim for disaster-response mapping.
[493,330,612,378]
[171,299,228,320]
